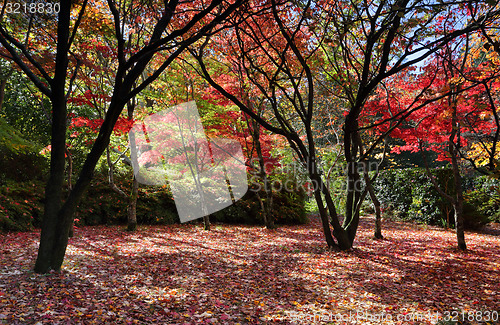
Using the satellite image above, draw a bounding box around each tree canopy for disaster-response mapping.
[1,0,500,273]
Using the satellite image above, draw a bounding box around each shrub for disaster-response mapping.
[372,168,413,219]
[373,168,498,229]
[74,175,179,226]
[136,186,179,225]
[272,188,308,224]
[74,177,129,226]
[463,202,490,230]
[0,180,44,231]
[0,118,48,183]
[211,173,308,225]
[374,168,455,227]
[211,196,259,224]
[463,175,500,224]
[1,167,308,231]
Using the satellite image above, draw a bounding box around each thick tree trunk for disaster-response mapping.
[343,164,363,242]
[312,187,337,248]
[310,171,352,250]
[34,1,71,273]
[34,100,67,272]
[342,117,363,244]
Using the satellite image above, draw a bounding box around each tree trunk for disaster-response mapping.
[450,112,466,250]
[362,166,383,239]
[420,82,467,251]
[203,215,210,230]
[311,171,352,250]
[453,201,466,250]
[34,0,71,273]
[66,146,74,238]
[252,119,274,229]
[312,187,337,248]
[342,118,363,244]
[344,163,363,243]
[449,79,467,250]
[373,200,383,239]
[127,176,138,231]
[34,100,67,272]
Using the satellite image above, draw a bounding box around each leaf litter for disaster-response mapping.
[0,216,499,324]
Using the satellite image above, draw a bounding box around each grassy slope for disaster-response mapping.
[0,117,41,154]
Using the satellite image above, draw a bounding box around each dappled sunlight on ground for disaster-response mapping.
[0,216,499,324]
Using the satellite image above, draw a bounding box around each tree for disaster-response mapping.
[0,0,245,273]
[389,20,500,250]
[139,55,283,229]
[193,0,500,250]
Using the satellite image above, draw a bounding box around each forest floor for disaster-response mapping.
[0,216,499,324]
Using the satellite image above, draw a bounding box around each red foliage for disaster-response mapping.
[363,55,498,162]
[69,116,135,138]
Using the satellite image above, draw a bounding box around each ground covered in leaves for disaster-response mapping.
[1,216,499,324]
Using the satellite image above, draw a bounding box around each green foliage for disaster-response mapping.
[211,197,259,224]
[373,168,455,226]
[0,117,48,183]
[373,168,495,229]
[211,174,309,225]
[272,186,309,225]
[73,178,129,226]
[136,186,179,225]
[462,201,490,230]
[0,174,181,232]
[463,175,500,224]
[0,60,51,145]
[0,180,44,231]
[74,175,179,226]
[0,116,48,231]
[372,168,413,219]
